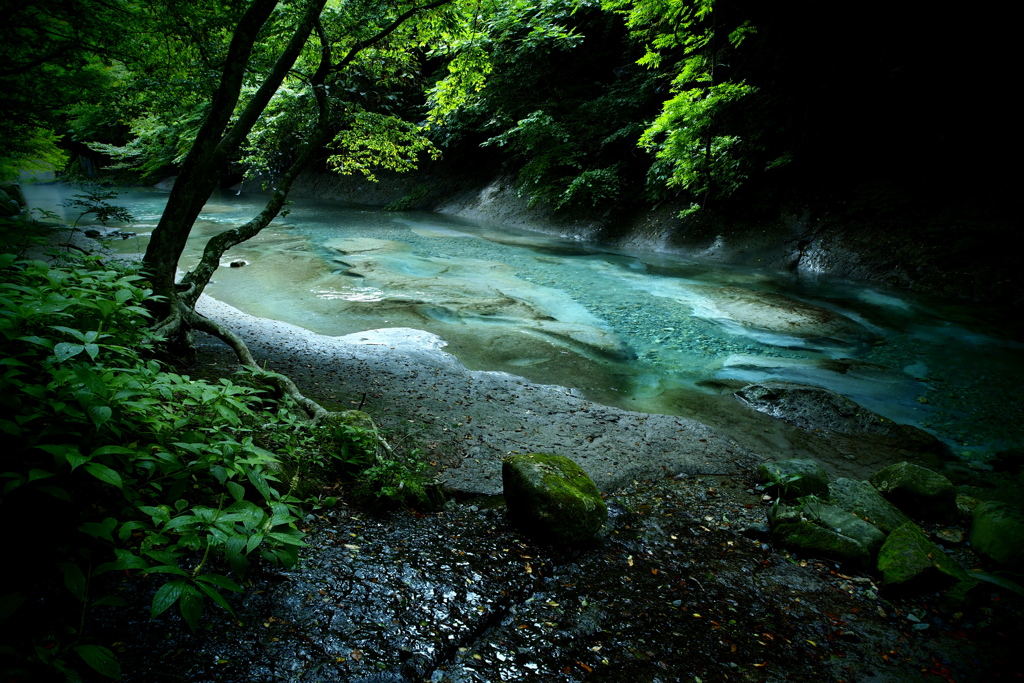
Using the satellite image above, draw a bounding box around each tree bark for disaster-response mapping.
[142,0,327,304]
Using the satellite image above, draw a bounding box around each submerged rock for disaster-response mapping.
[757,458,829,499]
[683,285,869,342]
[828,477,910,534]
[735,382,949,478]
[870,461,957,522]
[877,522,976,597]
[971,501,1024,571]
[502,453,607,545]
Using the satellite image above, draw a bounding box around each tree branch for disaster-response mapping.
[179,17,335,307]
[332,0,454,72]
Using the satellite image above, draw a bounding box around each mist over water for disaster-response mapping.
[23,183,1024,458]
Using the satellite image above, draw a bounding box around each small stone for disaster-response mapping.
[230,260,247,267]
[935,528,964,544]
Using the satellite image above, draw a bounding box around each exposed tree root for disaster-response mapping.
[169,301,397,458]
[182,303,332,423]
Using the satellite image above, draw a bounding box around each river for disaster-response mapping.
[21,183,1024,460]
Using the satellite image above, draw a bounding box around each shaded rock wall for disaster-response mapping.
[271,166,1019,306]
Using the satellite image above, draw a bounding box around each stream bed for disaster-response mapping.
[23,183,1023,460]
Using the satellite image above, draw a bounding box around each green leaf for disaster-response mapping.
[92,595,129,607]
[195,581,234,616]
[84,343,100,360]
[267,531,306,546]
[141,549,180,565]
[178,584,204,633]
[226,481,245,502]
[27,468,54,482]
[55,342,86,362]
[88,405,113,428]
[96,548,149,573]
[195,573,243,593]
[143,565,189,577]
[59,562,87,602]
[150,579,186,618]
[0,592,25,624]
[16,335,53,349]
[246,468,274,501]
[79,516,118,542]
[38,485,71,501]
[138,505,171,524]
[245,531,265,554]
[85,462,122,488]
[74,644,121,679]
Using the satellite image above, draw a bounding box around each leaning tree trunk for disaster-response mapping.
[142,0,327,309]
[145,0,454,425]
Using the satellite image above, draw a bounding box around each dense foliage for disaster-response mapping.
[0,225,436,679]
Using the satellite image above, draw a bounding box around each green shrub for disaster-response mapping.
[0,248,308,680]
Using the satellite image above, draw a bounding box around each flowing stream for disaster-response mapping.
[23,183,1024,459]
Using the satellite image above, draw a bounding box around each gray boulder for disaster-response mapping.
[502,453,607,545]
[828,477,910,534]
[869,461,957,522]
[801,501,886,556]
[971,501,1024,571]
[757,458,829,499]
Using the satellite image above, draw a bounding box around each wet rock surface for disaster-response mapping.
[735,382,949,478]
[70,295,1013,682]
[756,458,829,499]
[93,474,1019,682]
[192,296,752,497]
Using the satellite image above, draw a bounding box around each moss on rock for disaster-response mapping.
[877,522,976,598]
[971,501,1024,571]
[773,522,872,567]
[870,461,957,522]
[502,453,607,545]
[828,477,910,534]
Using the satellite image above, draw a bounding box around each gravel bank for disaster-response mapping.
[194,295,758,496]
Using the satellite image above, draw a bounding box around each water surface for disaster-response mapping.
[22,183,1023,458]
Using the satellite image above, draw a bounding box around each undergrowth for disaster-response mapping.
[0,219,439,681]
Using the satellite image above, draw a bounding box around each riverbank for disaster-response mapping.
[192,294,757,496]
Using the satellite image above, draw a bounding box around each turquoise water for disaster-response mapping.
[22,184,1024,457]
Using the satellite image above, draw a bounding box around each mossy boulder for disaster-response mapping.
[971,501,1024,571]
[502,453,606,545]
[770,499,885,566]
[877,523,977,598]
[828,477,910,534]
[802,501,886,556]
[869,462,956,522]
[773,522,872,568]
[757,458,829,499]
